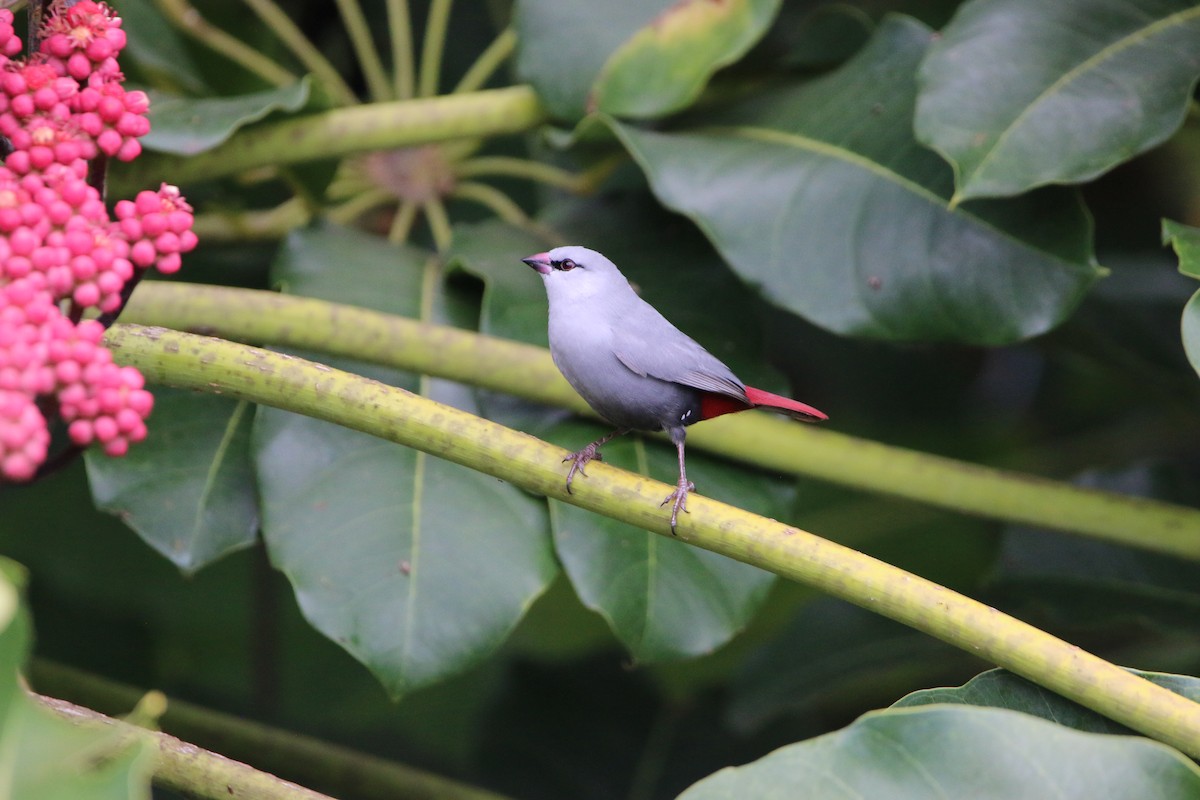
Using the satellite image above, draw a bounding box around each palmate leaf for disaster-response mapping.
[678,705,1200,799]
[140,79,311,156]
[611,15,1104,345]
[916,0,1200,202]
[255,223,555,696]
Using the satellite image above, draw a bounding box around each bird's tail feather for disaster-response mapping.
[744,386,827,421]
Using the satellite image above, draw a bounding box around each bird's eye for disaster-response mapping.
[557,258,577,271]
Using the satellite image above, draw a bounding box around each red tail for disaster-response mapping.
[744,386,827,421]
[699,386,827,422]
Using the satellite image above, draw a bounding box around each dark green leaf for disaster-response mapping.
[0,561,155,799]
[141,79,311,155]
[548,422,780,662]
[727,598,977,732]
[256,223,555,695]
[591,0,782,118]
[118,0,208,94]
[896,668,1200,735]
[1163,219,1200,378]
[86,389,258,573]
[611,15,1104,344]
[679,705,1200,799]
[515,0,676,119]
[1164,219,1200,280]
[916,0,1200,201]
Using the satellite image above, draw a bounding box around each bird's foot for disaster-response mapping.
[660,479,695,534]
[563,443,602,493]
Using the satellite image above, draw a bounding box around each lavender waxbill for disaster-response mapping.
[523,246,827,533]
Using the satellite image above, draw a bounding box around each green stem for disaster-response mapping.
[455,155,584,191]
[387,0,416,99]
[35,692,336,800]
[336,0,393,101]
[30,661,514,800]
[454,28,517,94]
[417,0,453,97]
[118,283,1200,562]
[242,0,359,105]
[127,86,546,187]
[154,0,297,87]
[388,200,419,243]
[423,198,453,252]
[192,198,311,242]
[100,323,1200,759]
[450,181,533,226]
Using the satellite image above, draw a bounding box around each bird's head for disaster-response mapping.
[522,246,627,301]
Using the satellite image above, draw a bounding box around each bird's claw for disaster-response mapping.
[563,444,601,494]
[661,480,695,534]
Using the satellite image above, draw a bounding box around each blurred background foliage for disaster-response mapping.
[3,0,1200,797]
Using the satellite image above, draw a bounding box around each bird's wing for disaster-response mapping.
[610,306,748,401]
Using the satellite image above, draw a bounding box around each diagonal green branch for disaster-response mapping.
[31,661,515,800]
[120,282,1200,561]
[102,323,1200,758]
[123,86,546,186]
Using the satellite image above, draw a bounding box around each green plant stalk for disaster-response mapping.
[36,692,336,800]
[417,0,453,97]
[455,155,585,191]
[119,282,1200,561]
[102,323,1200,758]
[242,0,358,105]
[30,661,515,800]
[125,86,546,187]
[335,0,392,101]
[454,28,517,94]
[154,0,297,87]
[387,0,416,99]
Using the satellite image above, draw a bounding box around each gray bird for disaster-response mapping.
[523,246,827,532]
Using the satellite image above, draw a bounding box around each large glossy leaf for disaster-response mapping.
[450,209,794,661]
[727,598,977,732]
[611,15,1104,345]
[591,0,782,118]
[916,0,1200,201]
[679,705,1200,799]
[548,422,780,662]
[86,389,258,572]
[0,559,155,799]
[1163,219,1200,378]
[515,0,674,119]
[515,0,780,120]
[118,0,208,94]
[896,668,1200,735]
[255,223,555,696]
[141,79,310,155]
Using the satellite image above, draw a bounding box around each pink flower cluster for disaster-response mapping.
[0,2,196,481]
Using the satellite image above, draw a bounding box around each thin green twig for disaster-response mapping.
[450,181,533,226]
[455,155,583,191]
[453,27,516,94]
[242,0,359,106]
[387,0,416,99]
[336,0,392,101]
[388,200,420,243]
[422,197,453,252]
[417,0,453,97]
[154,0,296,87]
